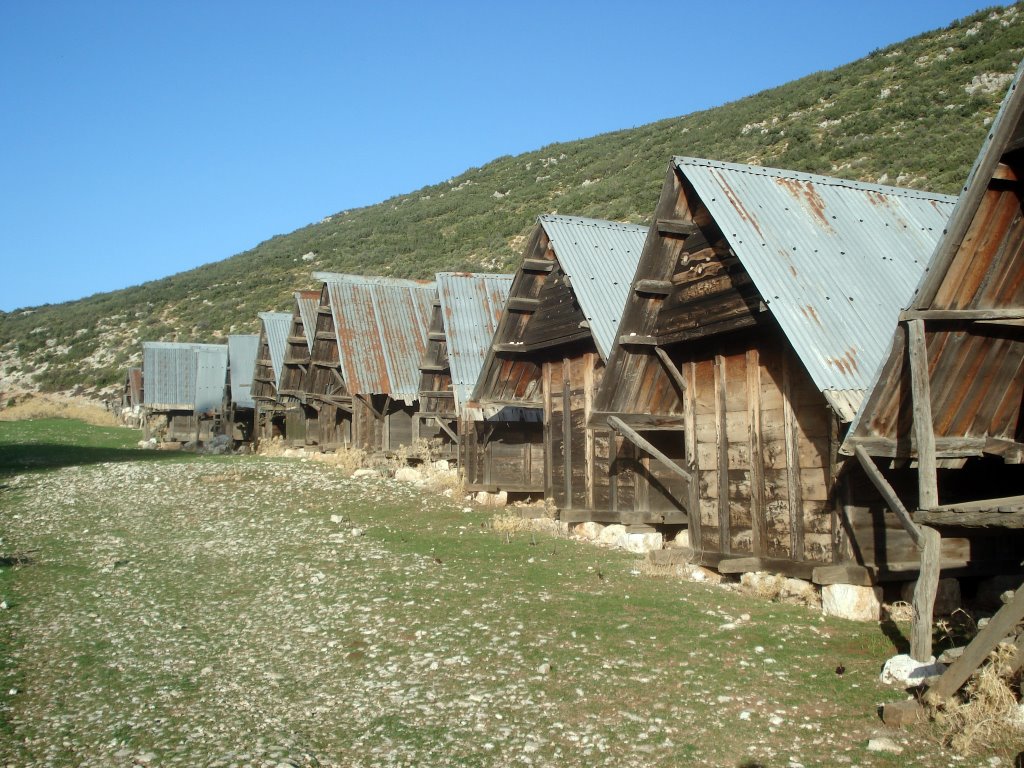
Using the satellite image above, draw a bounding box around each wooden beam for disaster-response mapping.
[717,557,817,580]
[507,296,540,312]
[618,334,658,347]
[657,219,697,237]
[911,526,941,662]
[634,279,674,296]
[782,354,805,560]
[607,415,693,486]
[848,435,986,458]
[419,390,455,399]
[428,331,446,342]
[747,350,767,556]
[492,331,592,354]
[811,564,876,586]
[654,347,687,398]
[984,438,1024,464]
[589,411,686,430]
[715,355,730,555]
[925,585,1024,704]
[419,362,449,372]
[901,308,1024,321]
[907,319,938,509]
[914,509,1024,529]
[853,445,924,548]
[430,416,459,444]
[522,258,554,272]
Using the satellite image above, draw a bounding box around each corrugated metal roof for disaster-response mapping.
[539,215,648,361]
[295,290,320,353]
[436,272,513,410]
[316,273,436,404]
[142,341,227,411]
[675,157,958,421]
[227,334,259,409]
[257,312,292,389]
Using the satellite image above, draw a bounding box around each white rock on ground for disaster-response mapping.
[598,524,627,547]
[474,490,508,507]
[879,654,947,686]
[431,459,451,471]
[900,577,961,616]
[866,736,904,754]
[394,467,423,483]
[821,583,883,621]
[351,468,378,479]
[687,566,723,585]
[667,530,690,549]
[573,522,603,541]
[622,532,663,554]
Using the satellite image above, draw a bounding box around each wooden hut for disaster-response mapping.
[843,67,1024,663]
[118,366,144,427]
[307,273,436,453]
[225,334,259,443]
[142,341,228,443]
[416,272,513,464]
[279,289,322,445]
[471,215,647,502]
[592,157,959,580]
[252,311,293,442]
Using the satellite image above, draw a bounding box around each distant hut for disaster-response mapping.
[471,215,647,503]
[142,341,229,443]
[307,273,436,453]
[252,312,293,442]
[278,290,322,446]
[416,272,513,463]
[119,366,144,427]
[225,334,259,443]
[844,67,1024,662]
[593,157,957,579]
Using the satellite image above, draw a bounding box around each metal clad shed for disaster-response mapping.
[143,341,227,410]
[539,215,648,361]
[257,312,292,389]
[194,347,229,413]
[227,334,260,409]
[676,157,957,420]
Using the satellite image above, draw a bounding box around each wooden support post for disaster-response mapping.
[432,416,459,445]
[782,354,805,560]
[907,319,938,509]
[607,416,693,486]
[654,347,687,397]
[715,355,731,554]
[747,350,766,556]
[912,526,941,662]
[925,585,1024,704]
[853,445,923,547]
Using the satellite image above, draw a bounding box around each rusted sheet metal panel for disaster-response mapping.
[257,312,292,389]
[675,157,957,421]
[539,215,647,361]
[847,62,1024,449]
[295,290,320,353]
[227,334,259,409]
[436,272,513,411]
[142,341,227,411]
[317,273,435,404]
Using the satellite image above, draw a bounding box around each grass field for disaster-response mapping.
[0,420,1001,767]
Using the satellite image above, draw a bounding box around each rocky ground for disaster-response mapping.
[0,433,1014,767]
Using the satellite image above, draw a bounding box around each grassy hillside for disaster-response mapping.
[3,4,1024,394]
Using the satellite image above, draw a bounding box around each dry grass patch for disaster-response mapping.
[0,393,117,427]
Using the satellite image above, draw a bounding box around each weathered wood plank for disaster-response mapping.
[811,564,876,586]
[911,526,941,662]
[522,258,555,272]
[901,308,1024,321]
[618,334,659,346]
[925,585,1024,704]
[715,355,731,555]
[654,347,688,400]
[913,509,1024,528]
[853,444,924,548]
[747,350,767,556]
[907,319,938,509]
[657,218,697,236]
[507,296,541,312]
[635,279,674,296]
[846,435,986,459]
[607,416,693,486]
[782,353,805,561]
[717,556,817,580]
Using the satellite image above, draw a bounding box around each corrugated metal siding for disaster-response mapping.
[194,347,229,413]
[295,290,320,353]
[258,312,292,389]
[142,341,227,411]
[319,274,435,404]
[676,157,957,421]
[437,272,513,410]
[539,215,648,361]
[227,334,259,409]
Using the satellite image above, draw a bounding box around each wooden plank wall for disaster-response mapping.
[460,420,544,493]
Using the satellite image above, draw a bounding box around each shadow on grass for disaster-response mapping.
[0,443,196,479]
[880,618,911,655]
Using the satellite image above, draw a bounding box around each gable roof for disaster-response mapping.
[435,272,513,410]
[257,312,292,389]
[537,215,648,360]
[227,334,259,409]
[313,273,436,404]
[846,61,1024,449]
[295,289,320,353]
[672,157,957,420]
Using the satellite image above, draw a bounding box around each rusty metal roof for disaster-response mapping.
[675,157,958,421]
[314,273,436,404]
[295,290,320,353]
[539,215,648,361]
[227,334,259,409]
[142,341,227,411]
[257,312,292,389]
[436,272,513,410]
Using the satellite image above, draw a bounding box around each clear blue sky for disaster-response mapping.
[0,1,1004,311]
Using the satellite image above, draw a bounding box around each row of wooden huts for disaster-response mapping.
[128,67,1024,664]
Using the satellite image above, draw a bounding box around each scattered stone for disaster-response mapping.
[351,469,378,479]
[975,574,1022,609]
[937,646,964,665]
[598,524,627,547]
[330,514,343,524]
[573,522,603,541]
[622,532,663,554]
[821,583,882,622]
[0,601,8,610]
[866,736,904,754]
[667,530,690,549]
[881,699,928,727]
[879,654,946,686]
[687,566,722,585]
[394,467,423,483]
[474,490,508,507]
[431,459,451,471]
[537,662,551,675]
